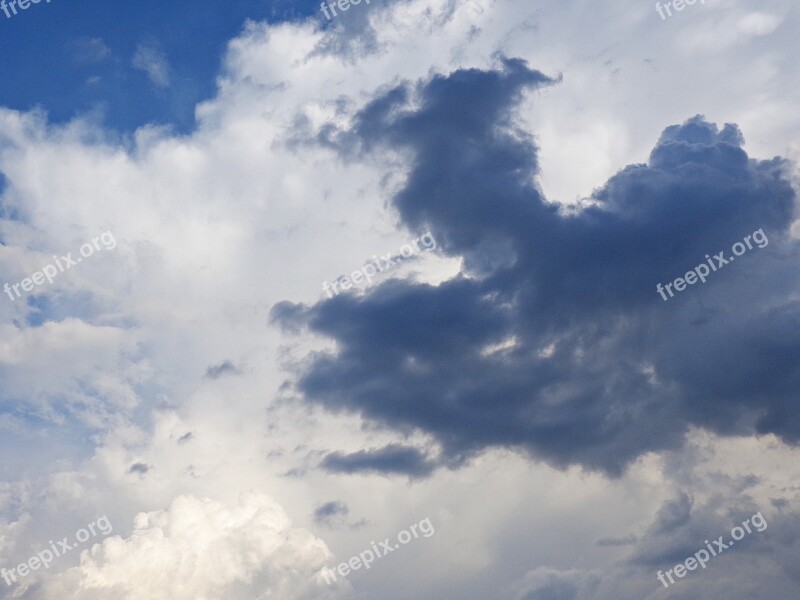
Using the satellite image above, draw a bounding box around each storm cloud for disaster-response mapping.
[272,57,799,476]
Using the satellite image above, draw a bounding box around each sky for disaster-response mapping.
[1,0,799,599]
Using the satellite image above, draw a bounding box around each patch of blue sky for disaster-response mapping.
[0,0,324,133]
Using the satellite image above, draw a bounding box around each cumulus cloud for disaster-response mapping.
[35,495,337,600]
[273,58,799,476]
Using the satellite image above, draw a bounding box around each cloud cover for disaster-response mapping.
[2,0,800,598]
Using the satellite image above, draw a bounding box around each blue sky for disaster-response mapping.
[1,1,800,599]
[0,0,322,132]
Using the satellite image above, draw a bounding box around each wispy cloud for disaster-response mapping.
[132,40,170,87]
[67,37,111,65]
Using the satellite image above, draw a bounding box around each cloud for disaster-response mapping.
[681,10,784,52]
[320,444,436,477]
[502,451,800,600]
[204,360,240,379]
[313,500,349,526]
[1,1,800,597]
[36,495,337,600]
[513,568,600,600]
[67,37,111,65]
[132,41,170,88]
[127,463,150,475]
[595,534,637,547]
[0,320,143,430]
[273,57,799,477]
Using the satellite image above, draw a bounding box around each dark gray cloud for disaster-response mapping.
[320,444,436,477]
[177,432,194,444]
[313,500,349,526]
[205,360,240,379]
[272,57,799,476]
[128,462,150,474]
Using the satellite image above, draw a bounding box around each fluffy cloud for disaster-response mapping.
[35,495,338,600]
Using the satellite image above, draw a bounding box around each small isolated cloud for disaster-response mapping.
[320,444,435,477]
[205,360,240,379]
[68,37,111,65]
[128,462,150,475]
[313,501,349,527]
[132,41,170,88]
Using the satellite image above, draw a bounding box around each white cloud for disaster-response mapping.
[30,494,339,600]
[132,41,171,88]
